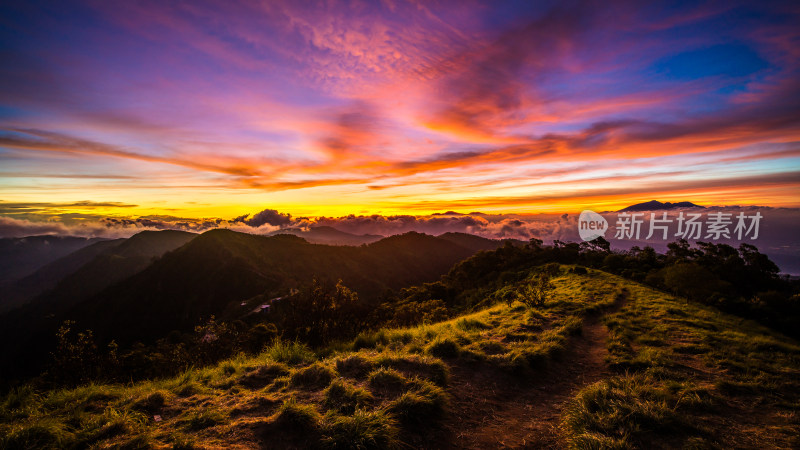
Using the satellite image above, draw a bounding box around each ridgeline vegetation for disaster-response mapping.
[0,232,798,448]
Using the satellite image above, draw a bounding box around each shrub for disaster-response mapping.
[518,273,554,308]
[245,323,278,353]
[389,300,449,328]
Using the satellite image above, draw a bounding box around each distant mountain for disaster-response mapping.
[0,230,480,373]
[268,226,383,246]
[618,200,704,212]
[0,238,124,313]
[68,230,474,345]
[0,235,106,283]
[437,232,508,251]
[22,230,196,314]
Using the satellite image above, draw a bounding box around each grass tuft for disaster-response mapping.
[0,419,75,449]
[273,398,321,432]
[239,362,290,389]
[266,339,315,365]
[335,354,375,378]
[367,367,408,392]
[322,409,399,449]
[290,362,337,389]
[323,379,374,414]
[387,379,448,426]
[183,409,226,430]
[426,338,460,358]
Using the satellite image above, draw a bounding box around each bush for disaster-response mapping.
[518,273,554,308]
[562,375,689,447]
[245,323,278,353]
[389,300,449,327]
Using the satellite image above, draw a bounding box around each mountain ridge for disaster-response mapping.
[618,200,704,212]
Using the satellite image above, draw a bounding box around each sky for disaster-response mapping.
[1,0,799,236]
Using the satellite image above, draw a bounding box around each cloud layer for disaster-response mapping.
[0,1,797,215]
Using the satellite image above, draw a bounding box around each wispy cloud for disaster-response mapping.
[0,0,798,215]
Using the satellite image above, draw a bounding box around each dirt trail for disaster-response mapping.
[425,300,627,449]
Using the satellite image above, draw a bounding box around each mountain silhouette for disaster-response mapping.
[0,235,105,283]
[0,229,484,375]
[618,200,704,212]
[268,225,383,246]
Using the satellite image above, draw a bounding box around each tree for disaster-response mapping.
[50,320,100,385]
[276,278,365,346]
[518,273,554,308]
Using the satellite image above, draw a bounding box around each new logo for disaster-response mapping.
[578,210,608,241]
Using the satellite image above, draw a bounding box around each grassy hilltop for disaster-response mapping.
[2,266,798,449]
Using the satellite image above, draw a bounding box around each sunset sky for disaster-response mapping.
[1,0,799,229]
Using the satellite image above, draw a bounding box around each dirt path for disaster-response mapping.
[421,300,626,449]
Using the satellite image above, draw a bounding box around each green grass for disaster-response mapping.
[0,264,613,448]
[289,362,337,389]
[562,271,800,449]
[273,397,322,431]
[7,265,793,448]
[322,409,399,449]
[324,379,374,414]
[387,379,448,426]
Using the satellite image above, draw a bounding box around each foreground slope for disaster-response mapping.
[3,267,797,449]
